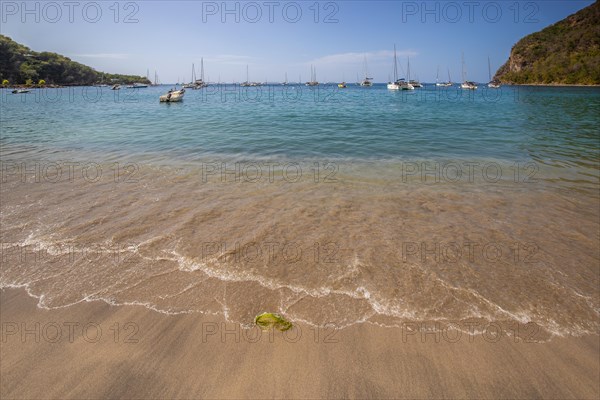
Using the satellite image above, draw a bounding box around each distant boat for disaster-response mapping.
[436,67,453,87]
[241,65,252,87]
[12,89,30,94]
[461,81,478,90]
[338,82,347,88]
[487,57,501,88]
[305,65,319,86]
[407,57,422,88]
[183,64,196,88]
[160,87,185,102]
[387,45,402,90]
[111,84,121,90]
[282,72,288,86]
[360,56,373,87]
[127,82,148,89]
[395,57,415,90]
[460,52,478,90]
[194,58,208,89]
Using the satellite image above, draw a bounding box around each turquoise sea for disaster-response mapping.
[2,84,599,165]
[1,84,599,337]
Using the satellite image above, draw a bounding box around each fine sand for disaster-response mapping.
[1,288,598,399]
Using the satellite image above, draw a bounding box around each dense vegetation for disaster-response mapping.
[0,35,150,86]
[495,1,600,85]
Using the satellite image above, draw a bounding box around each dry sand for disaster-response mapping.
[1,288,598,399]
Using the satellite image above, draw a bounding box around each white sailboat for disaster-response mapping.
[183,64,196,88]
[398,57,415,90]
[436,67,453,87]
[305,65,319,86]
[194,58,208,89]
[360,56,373,87]
[387,45,402,90]
[407,57,422,88]
[487,57,501,88]
[241,65,251,87]
[460,52,478,90]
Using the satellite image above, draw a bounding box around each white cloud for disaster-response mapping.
[203,54,253,65]
[307,50,418,66]
[72,53,129,59]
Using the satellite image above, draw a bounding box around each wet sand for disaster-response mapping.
[1,288,598,399]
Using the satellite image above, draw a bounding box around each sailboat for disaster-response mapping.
[460,52,477,90]
[360,56,373,87]
[436,67,453,87]
[305,65,319,86]
[194,58,208,89]
[436,68,453,87]
[487,57,501,88]
[387,45,402,90]
[396,57,415,90]
[282,72,288,86]
[241,65,251,87]
[406,57,422,88]
[183,64,196,88]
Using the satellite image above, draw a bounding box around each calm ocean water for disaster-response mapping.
[1,84,599,338]
[1,84,599,165]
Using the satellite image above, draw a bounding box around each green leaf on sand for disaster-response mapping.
[254,312,293,332]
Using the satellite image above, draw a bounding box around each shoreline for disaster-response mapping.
[504,83,600,87]
[2,287,599,399]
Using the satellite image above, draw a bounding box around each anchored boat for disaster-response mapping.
[160,87,185,102]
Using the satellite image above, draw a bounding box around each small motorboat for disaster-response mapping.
[12,89,30,94]
[160,87,185,102]
[338,82,347,88]
[111,84,121,90]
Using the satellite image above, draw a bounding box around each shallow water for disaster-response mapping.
[1,84,599,338]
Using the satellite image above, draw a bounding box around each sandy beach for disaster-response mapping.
[1,287,598,399]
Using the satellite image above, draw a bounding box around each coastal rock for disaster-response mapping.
[495,1,600,85]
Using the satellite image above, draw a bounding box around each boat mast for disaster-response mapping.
[462,52,466,82]
[393,45,398,82]
[407,57,411,81]
[488,56,492,82]
[201,58,205,81]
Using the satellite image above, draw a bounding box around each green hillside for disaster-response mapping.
[0,35,150,86]
[495,1,600,85]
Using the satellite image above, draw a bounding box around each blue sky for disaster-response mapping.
[2,1,594,83]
